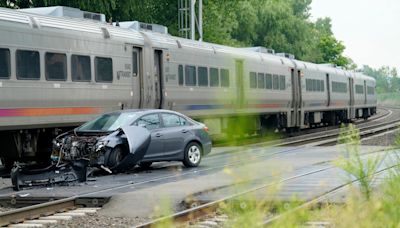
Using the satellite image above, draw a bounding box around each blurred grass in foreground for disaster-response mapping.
[151,124,400,227]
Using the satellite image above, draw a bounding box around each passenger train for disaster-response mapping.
[0,6,377,166]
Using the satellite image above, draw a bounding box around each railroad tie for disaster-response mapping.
[24,220,58,225]
[9,224,44,228]
[12,208,102,227]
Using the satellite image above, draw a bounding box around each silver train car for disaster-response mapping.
[0,6,376,165]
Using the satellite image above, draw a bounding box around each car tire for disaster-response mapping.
[11,167,20,191]
[182,142,202,167]
[107,146,128,170]
[138,161,153,169]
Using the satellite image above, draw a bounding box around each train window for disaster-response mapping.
[185,65,196,86]
[95,57,113,82]
[250,72,257,88]
[332,81,347,93]
[320,80,325,92]
[306,79,311,91]
[45,53,67,81]
[178,65,184,85]
[210,68,219,87]
[316,79,321,91]
[16,50,40,80]
[266,74,272,89]
[313,79,318,91]
[71,55,91,82]
[220,69,230,87]
[356,85,364,94]
[132,52,138,77]
[0,48,10,79]
[258,73,265,89]
[198,66,208,87]
[279,75,285,90]
[273,74,279,90]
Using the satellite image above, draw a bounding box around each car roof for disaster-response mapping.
[106,109,185,116]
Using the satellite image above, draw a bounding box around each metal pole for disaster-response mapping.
[199,0,202,41]
[185,0,189,38]
[191,0,195,40]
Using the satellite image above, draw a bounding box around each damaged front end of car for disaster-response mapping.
[11,126,151,191]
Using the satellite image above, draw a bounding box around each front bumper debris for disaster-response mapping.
[10,126,151,191]
[11,160,88,191]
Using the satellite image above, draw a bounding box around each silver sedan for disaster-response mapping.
[52,109,212,172]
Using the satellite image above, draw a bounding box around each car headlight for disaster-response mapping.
[96,140,109,152]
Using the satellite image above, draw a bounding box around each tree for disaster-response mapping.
[362,65,400,94]
[317,35,349,67]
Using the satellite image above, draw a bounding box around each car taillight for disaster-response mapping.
[203,126,209,132]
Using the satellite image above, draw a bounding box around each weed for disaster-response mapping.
[335,124,383,200]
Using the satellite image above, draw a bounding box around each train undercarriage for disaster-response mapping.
[0,107,377,173]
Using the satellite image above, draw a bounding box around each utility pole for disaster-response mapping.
[178,0,203,41]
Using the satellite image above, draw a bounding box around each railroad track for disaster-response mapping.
[262,163,398,226]
[0,107,396,226]
[275,119,400,147]
[136,149,396,228]
[213,106,392,147]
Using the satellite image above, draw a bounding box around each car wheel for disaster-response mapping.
[183,142,202,167]
[138,161,153,169]
[107,146,128,170]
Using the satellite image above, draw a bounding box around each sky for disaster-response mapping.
[310,0,400,71]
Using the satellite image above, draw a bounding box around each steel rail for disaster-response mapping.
[135,146,394,227]
[135,166,333,228]
[0,108,394,226]
[214,107,391,148]
[0,196,76,226]
[263,163,399,225]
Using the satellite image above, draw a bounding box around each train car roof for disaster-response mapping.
[0,7,145,45]
[0,6,376,82]
[354,73,376,82]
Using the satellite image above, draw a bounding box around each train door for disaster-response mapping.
[132,47,142,108]
[235,60,244,108]
[349,77,355,119]
[297,70,303,126]
[326,74,331,106]
[154,50,164,109]
[363,80,367,104]
[290,69,299,127]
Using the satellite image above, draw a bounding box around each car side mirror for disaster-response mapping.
[138,123,147,128]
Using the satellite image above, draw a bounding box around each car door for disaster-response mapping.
[160,113,190,158]
[134,113,164,158]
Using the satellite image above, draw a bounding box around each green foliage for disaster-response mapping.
[317,35,349,67]
[8,0,356,69]
[363,65,399,94]
[335,124,383,200]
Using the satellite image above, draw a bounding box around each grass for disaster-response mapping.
[335,124,384,200]
[149,123,400,227]
[214,124,400,227]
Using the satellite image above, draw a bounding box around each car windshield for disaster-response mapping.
[77,112,138,132]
